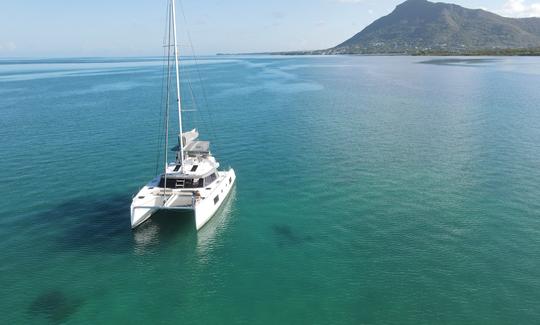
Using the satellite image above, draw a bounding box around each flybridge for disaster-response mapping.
[179,129,210,157]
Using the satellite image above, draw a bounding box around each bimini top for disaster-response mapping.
[185,141,210,154]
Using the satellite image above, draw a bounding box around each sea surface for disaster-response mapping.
[1,55,540,324]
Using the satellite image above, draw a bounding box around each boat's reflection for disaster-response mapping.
[132,187,237,256]
[196,187,237,262]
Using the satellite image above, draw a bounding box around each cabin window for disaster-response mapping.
[158,178,176,188]
[204,173,218,186]
[158,177,201,189]
[229,177,232,184]
[214,195,220,205]
[184,179,194,188]
[190,165,198,172]
[174,165,182,172]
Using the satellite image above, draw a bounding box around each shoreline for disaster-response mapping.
[221,47,540,57]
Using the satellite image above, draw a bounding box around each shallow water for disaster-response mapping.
[1,55,540,324]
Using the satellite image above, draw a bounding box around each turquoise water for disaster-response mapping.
[2,56,540,324]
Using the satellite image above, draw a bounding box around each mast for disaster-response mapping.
[162,2,173,203]
[171,0,185,167]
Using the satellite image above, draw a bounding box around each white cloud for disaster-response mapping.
[497,0,540,17]
[0,41,16,52]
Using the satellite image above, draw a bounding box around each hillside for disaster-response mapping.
[325,0,540,55]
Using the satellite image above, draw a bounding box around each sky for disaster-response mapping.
[1,0,540,57]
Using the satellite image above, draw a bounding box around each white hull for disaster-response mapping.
[131,169,236,230]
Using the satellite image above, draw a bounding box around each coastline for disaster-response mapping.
[222,47,540,57]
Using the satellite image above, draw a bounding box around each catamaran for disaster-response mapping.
[130,0,236,229]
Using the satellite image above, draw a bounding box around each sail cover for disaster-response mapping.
[181,129,199,147]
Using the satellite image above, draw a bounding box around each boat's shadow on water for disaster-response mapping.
[33,194,133,254]
[29,194,200,254]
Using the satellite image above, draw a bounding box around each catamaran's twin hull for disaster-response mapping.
[131,169,236,230]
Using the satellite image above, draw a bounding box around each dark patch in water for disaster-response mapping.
[419,58,499,66]
[28,290,82,323]
[21,194,197,254]
[45,195,133,253]
[272,224,314,246]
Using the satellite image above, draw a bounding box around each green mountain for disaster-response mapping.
[327,0,540,55]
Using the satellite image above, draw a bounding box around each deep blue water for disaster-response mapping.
[1,55,540,324]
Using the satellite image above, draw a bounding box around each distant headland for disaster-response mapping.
[239,0,540,56]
